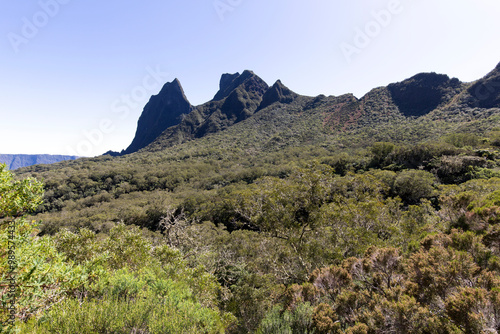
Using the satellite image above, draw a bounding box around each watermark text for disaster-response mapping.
[213,0,243,21]
[7,0,72,54]
[2,221,17,326]
[65,65,170,157]
[340,0,403,64]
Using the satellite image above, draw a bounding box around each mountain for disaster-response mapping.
[119,63,500,156]
[11,62,500,334]
[121,70,273,154]
[466,61,500,108]
[258,79,299,111]
[121,78,193,155]
[386,73,463,117]
[11,58,500,254]
[0,154,79,170]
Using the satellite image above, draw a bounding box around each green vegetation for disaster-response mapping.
[3,78,500,332]
[0,164,234,333]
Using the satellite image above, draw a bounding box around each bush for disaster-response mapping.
[393,170,436,205]
[21,280,232,334]
[443,133,482,148]
[257,303,316,334]
[432,155,491,184]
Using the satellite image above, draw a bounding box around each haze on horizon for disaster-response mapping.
[1,0,499,156]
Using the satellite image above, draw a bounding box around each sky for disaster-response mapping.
[1,0,499,157]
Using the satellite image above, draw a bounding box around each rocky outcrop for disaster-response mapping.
[117,62,500,155]
[142,71,270,151]
[258,80,298,111]
[212,70,267,101]
[387,73,463,117]
[122,79,192,154]
[466,61,500,109]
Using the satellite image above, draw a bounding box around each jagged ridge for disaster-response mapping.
[120,62,500,154]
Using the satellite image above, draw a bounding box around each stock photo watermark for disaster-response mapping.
[213,0,243,21]
[7,0,72,54]
[2,221,17,326]
[340,0,403,64]
[65,65,170,157]
[474,77,500,101]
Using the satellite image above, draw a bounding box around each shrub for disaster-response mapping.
[393,170,436,205]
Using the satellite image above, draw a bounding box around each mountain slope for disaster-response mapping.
[10,63,500,334]
[139,70,271,151]
[387,72,463,117]
[139,64,500,154]
[467,61,500,109]
[10,61,500,238]
[125,64,500,155]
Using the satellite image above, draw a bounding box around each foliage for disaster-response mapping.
[0,165,234,333]
[257,303,316,334]
[393,169,436,205]
[12,223,235,333]
[267,230,500,333]
[8,103,500,332]
[0,164,43,218]
[21,274,232,334]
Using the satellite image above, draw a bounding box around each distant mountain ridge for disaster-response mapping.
[114,62,500,155]
[0,154,79,170]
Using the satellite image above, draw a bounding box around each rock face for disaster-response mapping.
[209,70,270,125]
[211,70,268,102]
[138,71,270,152]
[122,79,192,154]
[466,62,500,108]
[0,154,79,170]
[258,80,298,111]
[387,73,463,117]
[213,72,242,101]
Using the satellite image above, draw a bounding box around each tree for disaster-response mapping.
[370,142,395,167]
[393,169,436,205]
[0,163,43,219]
[1,164,46,328]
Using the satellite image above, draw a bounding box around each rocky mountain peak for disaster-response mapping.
[258,80,298,110]
[212,70,268,101]
[117,61,500,156]
[387,72,462,117]
[218,73,240,93]
[466,62,500,108]
[122,78,192,154]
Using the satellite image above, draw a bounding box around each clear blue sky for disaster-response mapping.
[1,0,499,156]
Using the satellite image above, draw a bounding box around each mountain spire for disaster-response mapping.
[122,78,192,154]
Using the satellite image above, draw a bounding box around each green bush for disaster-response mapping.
[393,170,436,205]
[443,133,482,148]
[257,303,316,334]
[20,280,232,334]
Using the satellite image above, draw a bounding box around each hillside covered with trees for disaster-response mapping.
[2,63,500,333]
